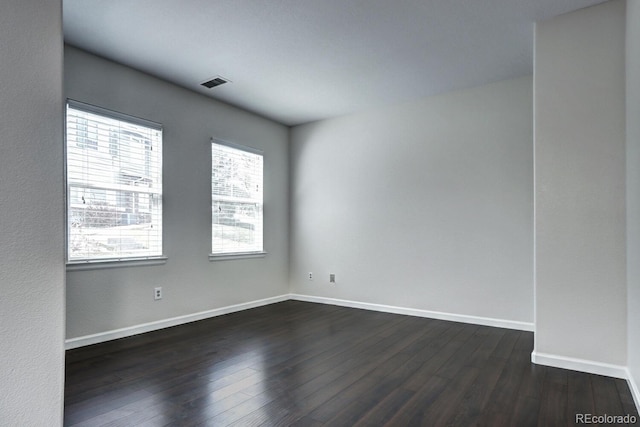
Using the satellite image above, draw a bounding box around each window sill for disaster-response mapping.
[66,256,168,271]
[209,252,267,261]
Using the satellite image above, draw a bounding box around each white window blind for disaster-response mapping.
[211,139,264,255]
[66,101,163,262]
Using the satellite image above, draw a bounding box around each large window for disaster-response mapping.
[211,139,264,256]
[66,101,163,263]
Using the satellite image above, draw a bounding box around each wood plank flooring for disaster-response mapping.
[64,301,638,426]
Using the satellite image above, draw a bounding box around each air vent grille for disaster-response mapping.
[201,76,230,89]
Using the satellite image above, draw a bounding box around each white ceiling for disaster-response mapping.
[63,0,606,126]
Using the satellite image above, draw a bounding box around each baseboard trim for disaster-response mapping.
[626,368,640,411]
[531,351,628,379]
[289,294,534,332]
[65,293,532,350]
[65,294,290,350]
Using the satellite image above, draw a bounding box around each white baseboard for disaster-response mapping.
[289,294,534,332]
[626,368,640,411]
[65,294,290,350]
[65,293,532,350]
[532,352,640,411]
[531,351,628,379]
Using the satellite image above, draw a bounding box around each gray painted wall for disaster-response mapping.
[0,0,65,424]
[65,47,289,340]
[534,0,627,365]
[290,76,533,324]
[627,0,640,400]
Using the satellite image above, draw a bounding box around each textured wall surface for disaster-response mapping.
[0,0,65,425]
[290,76,533,324]
[65,47,289,340]
[534,0,627,365]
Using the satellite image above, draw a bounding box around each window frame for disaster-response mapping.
[209,138,266,261]
[65,100,166,269]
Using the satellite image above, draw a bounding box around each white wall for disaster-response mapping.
[534,0,627,367]
[65,47,289,340]
[290,76,533,325]
[627,0,640,404]
[0,0,65,425]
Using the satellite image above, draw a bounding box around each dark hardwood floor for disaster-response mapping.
[64,301,638,426]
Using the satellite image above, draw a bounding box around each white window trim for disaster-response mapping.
[65,100,165,266]
[211,138,263,156]
[67,100,162,130]
[67,256,168,271]
[208,252,267,262]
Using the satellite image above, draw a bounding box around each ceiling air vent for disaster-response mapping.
[201,76,230,89]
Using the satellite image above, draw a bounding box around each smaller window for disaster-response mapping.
[211,139,264,256]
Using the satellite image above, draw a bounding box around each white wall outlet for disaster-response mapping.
[154,287,162,300]
[329,274,335,283]
[308,272,313,281]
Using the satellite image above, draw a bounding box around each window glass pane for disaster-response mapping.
[66,102,163,261]
[211,141,263,254]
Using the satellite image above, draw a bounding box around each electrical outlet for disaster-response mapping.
[329,274,335,283]
[308,272,313,281]
[154,287,162,300]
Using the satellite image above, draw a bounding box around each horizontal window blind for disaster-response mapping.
[211,140,263,255]
[66,101,163,262]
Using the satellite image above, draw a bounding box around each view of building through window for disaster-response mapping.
[66,103,163,261]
